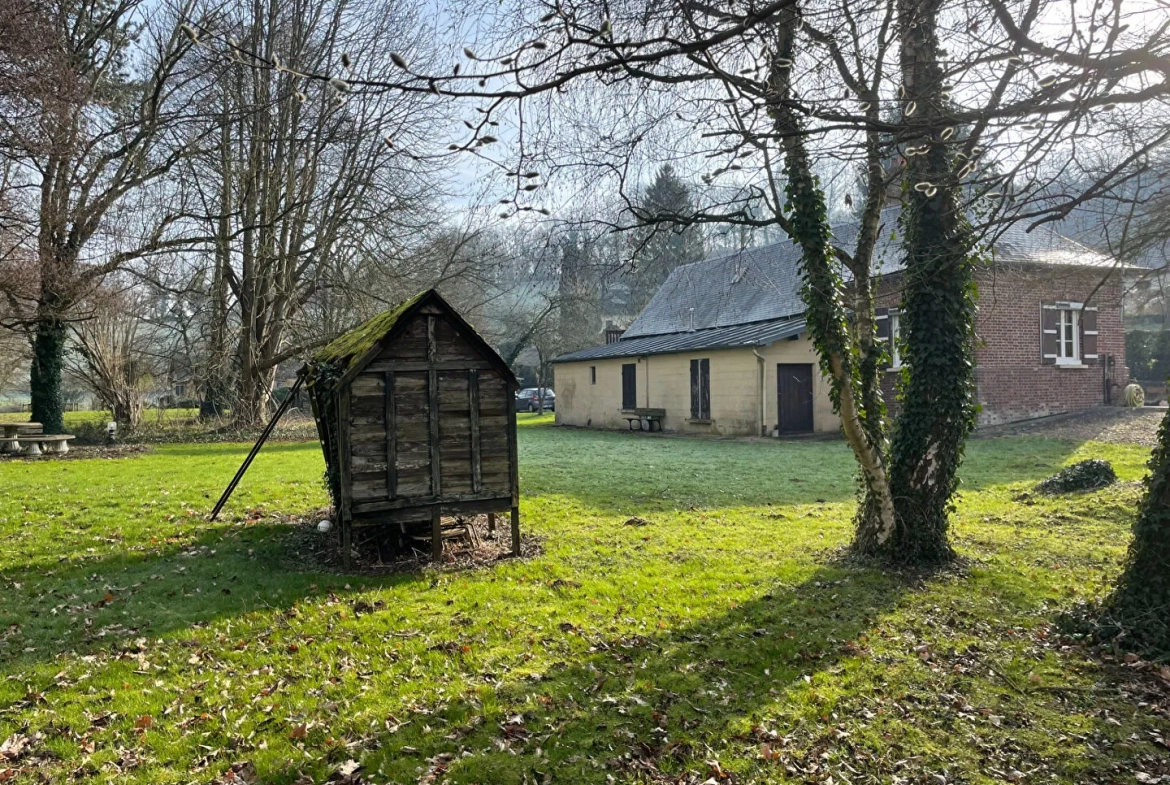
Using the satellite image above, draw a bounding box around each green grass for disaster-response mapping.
[0,409,202,426]
[0,424,1165,784]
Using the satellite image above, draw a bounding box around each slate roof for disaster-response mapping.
[552,317,806,363]
[622,209,1115,340]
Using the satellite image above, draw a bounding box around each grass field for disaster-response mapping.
[0,409,202,425]
[0,416,1167,784]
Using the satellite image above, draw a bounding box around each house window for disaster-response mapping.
[1057,308,1079,364]
[1042,302,1099,366]
[876,307,904,369]
[690,358,710,420]
[590,366,597,385]
[889,311,903,369]
[621,363,637,410]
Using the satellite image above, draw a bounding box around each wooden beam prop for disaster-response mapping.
[210,375,305,521]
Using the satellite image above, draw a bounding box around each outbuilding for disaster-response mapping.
[303,290,520,566]
[553,210,1129,434]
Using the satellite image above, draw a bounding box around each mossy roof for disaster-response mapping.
[309,291,427,371]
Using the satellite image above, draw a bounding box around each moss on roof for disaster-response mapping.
[310,291,427,370]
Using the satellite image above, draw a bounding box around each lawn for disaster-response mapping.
[0,416,1166,784]
[0,409,202,426]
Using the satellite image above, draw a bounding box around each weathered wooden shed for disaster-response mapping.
[303,290,520,566]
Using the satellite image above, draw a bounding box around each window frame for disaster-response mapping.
[888,310,903,369]
[1056,307,1080,365]
[590,365,597,385]
[689,358,711,421]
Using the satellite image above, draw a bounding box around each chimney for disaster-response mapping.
[604,320,624,344]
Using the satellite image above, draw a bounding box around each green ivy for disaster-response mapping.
[880,164,980,564]
[30,315,67,435]
[1100,406,1170,655]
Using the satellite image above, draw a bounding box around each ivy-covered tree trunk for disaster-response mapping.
[767,8,897,540]
[1100,406,1170,654]
[30,305,67,435]
[861,0,978,564]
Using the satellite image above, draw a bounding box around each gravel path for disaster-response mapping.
[977,407,1167,446]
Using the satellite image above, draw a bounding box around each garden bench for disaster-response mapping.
[1,423,42,454]
[623,408,666,432]
[21,434,75,456]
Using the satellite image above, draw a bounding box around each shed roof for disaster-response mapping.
[312,291,428,371]
[552,316,806,363]
[304,289,517,388]
[622,208,1117,340]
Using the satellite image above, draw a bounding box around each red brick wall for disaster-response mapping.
[873,264,1128,426]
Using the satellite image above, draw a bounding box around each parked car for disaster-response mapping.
[515,388,555,412]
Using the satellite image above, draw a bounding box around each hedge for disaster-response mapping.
[1126,330,1170,383]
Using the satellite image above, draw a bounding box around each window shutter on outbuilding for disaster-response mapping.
[690,360,701,419]
[1040,304,1058,365]
[875,308,892,368]
[1082,306,1099,365]
[689,358,711,420]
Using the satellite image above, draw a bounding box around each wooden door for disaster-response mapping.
[621,363,637,410]
[777,363,814,434]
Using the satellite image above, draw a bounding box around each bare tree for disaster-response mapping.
[0,0,210,433]
[175,0,447,426]
[67,284,160,426]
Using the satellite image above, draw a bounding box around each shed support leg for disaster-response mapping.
[432,508,443,562]
[342,518,352,570]
[510,506,520,557]
[487,512,496,535]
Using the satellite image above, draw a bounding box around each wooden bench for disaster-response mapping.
[1,423,42,454]
[20,434,75,456]
[623,408,666,432]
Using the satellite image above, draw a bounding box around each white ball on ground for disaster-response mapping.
[317,519,332,533]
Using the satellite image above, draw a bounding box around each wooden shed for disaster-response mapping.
[303,290,520,566]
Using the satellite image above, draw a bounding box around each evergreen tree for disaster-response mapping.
[629,165,705,312]
[557,231,601,353]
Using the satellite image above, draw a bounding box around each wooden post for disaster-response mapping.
[506,382,520,557]
[338,388,353,569]
[468,370,482,494]
[487,512,496,535]
[427,368,441,497]
[510,506,520,557]
[426,316,441,499]
[210,375,305,521]
[431,507,443,562]
[384,371,397,500]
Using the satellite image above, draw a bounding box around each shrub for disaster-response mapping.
[1125,330,1170,383]
[1036,459,1118,494]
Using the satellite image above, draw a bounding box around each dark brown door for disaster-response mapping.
[621,363,637,410]
[777,364,814,434]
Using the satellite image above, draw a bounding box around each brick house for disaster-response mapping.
[552,214,1128,436]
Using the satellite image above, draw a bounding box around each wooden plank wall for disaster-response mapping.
[345,310,514,511]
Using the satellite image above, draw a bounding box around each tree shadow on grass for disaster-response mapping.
[341,563,910,785]
[0,521,426,673]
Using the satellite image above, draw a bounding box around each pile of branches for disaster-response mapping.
[1036,459,1118,495]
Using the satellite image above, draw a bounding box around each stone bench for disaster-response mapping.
[623,408,666,432]
[1,423,42,454]
[22,435,75,456]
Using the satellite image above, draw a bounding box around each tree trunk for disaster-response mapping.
[30,305,67,434]
[767,8,897,542]
[1100,405,1170,653]
[866,0,978,564]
